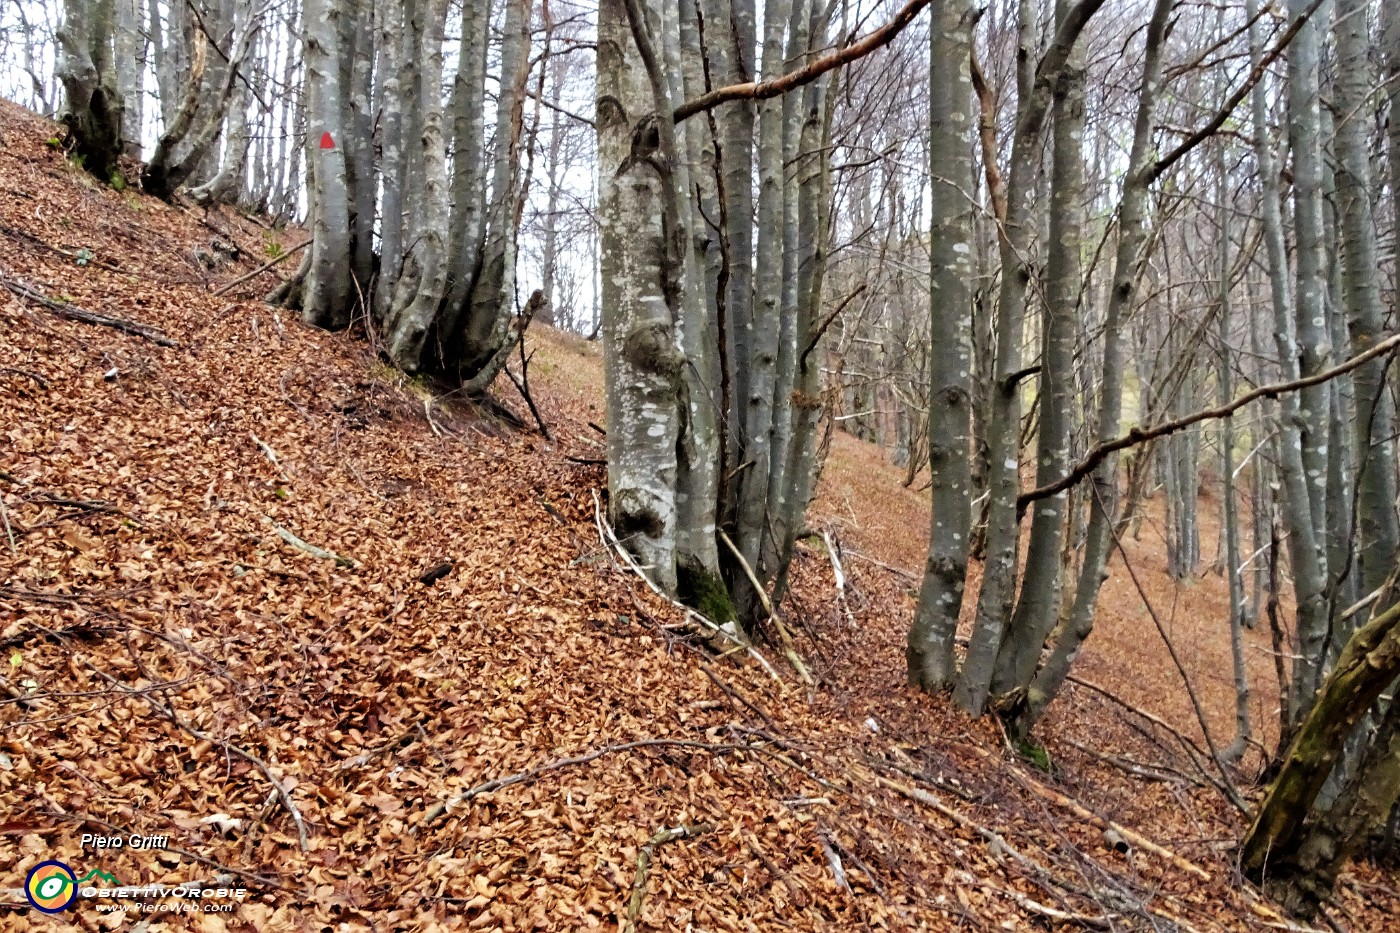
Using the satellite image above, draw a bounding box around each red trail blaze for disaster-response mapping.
[319,132,335,150]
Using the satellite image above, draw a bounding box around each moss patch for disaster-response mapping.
[677,558,736,626]
[1015,737,1054,774]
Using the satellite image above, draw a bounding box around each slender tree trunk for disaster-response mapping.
[1009,0,1172,737]
[671,0,728,610]
[956,0,1106,714]
[993,0,1086,698]
[1249,0,1326,743]
[1335,0,1399,612]
[908,0,975,691]
[770,4,837,607]
[955,0,1042,715]
[1284,0,1333,717]
[729,0,792,622]
[301,0,354,329]
[383,0,451,371]
[1216,140,1250,765]
[436,0,490,346]
[456,0,532,383]
[374,0,404,321]
[114,0,142,158]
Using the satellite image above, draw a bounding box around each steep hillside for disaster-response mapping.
[1,99,1395,932]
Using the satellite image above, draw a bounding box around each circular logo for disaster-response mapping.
[25,860,78,913]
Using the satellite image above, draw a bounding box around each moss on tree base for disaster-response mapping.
[677,558,736,627]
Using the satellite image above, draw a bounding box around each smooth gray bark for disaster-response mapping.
[993,0,1086,698]
[1011,0,1173,738]
[1335,0,1399,610]
[908,0,974,691]
[436,0,490,351]
[956,0,1107,714]
[458,0,532,383]
[1217,150,1250,765]
[1283,0,1334,723]
[384,0,451,372]
[301,0,354,329]
[57,0,124,180]
[1246,0,1326,741]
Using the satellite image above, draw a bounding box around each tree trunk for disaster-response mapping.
[1283,0,1333,718]
[301,0,354,329]
[1241,600,1400,894]
[908,0,974,691]
[383,0,451,372]
[993,0,1086,698]
[435,0,490,350]
[956,0,1106,714]
[598,0,684,592]
[1335,0,1399,614]
[1248,0,1326,743]
[455,0,532,383]
[57,0,125,182]
[1008,0,1172,738]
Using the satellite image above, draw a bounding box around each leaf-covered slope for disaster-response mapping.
[0,99,1395,931]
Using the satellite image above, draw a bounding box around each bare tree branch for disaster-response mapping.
[1019,331,1400,511]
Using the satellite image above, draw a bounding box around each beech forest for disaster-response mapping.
[2,0,1400,929]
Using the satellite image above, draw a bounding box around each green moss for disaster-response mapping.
[677,559,736,626]
[108,170,126,191]
[1016,738,1053,773]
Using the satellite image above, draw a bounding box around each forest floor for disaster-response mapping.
[0,99,1396,931]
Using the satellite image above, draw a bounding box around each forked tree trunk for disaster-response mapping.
[956,0,1106,714]
[1241,600,1400,905]
[1006,0,1172,738]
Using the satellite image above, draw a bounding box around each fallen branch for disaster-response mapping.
[959,744,1212,880]
[814,829,851,893]
[82,664,310,852]
[841,548,918,582]
[267,520,352,568]
[3,277,177,346]
[210,238,310,296]
[718,528,814,686]
[0,491,15,554]
[506,336,552,441]
[0,366,49,389]
[625,823,716,931]
[1063,738,1202,786]
[749,833,810,905]
[422,739,737,828]
[822,530,855,626]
